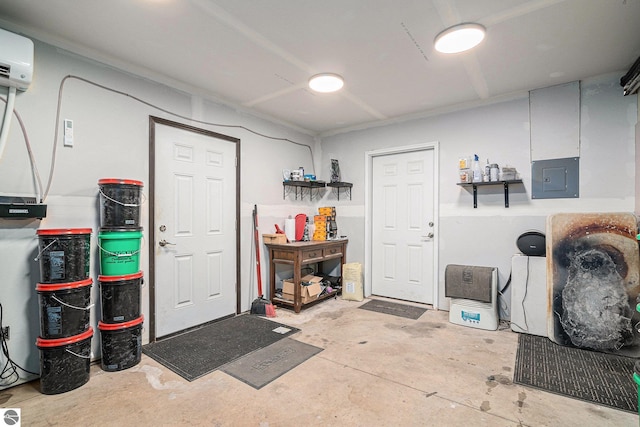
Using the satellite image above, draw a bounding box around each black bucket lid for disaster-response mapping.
[36,278,92,292]
[98,226,143,233]
[98,271,143,282]
[98,315,144,331]
[36,327,93,348]
[98,178,144,187]
[37,228,92,236]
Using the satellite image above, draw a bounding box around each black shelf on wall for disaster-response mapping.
[327,182,352,200]
[282,181,353,201]
[283,181,326,200]
[457,180,523,208]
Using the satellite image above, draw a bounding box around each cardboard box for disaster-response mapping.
[312,232,326,241]
[282,275,323,303]
[263,233,287,244]
[319,207,336,219]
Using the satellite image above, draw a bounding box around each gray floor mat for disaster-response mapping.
[142,315,299,381]
[358,299,427,319]
[221,338,323,389]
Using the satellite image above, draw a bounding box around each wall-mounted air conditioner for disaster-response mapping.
[0,27,34,91]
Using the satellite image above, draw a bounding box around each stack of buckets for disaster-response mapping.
[97,178,144,372]
[35,228,93,394]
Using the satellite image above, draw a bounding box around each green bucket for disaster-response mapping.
[99,228,142,276]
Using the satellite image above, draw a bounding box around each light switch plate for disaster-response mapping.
[532,157,579,199]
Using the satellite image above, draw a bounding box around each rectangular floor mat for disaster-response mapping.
[221,338,323,389]
[513,333,637,413]
[143,315,299,381]
[358,299,427,319]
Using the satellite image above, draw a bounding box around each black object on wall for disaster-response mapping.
[517,231,546,256]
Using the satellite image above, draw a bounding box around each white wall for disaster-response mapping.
[0,39,318,388]
[320,73,637,314]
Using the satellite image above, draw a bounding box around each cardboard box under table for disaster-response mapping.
[282,275,323,303]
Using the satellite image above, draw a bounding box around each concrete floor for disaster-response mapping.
[2,297,637,426]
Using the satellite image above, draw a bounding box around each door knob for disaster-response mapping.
[420,233,434,241]
[159,239,176,247]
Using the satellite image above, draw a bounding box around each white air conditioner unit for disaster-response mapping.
[0,28,34,91]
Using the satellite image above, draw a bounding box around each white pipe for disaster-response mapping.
[0,86,17,161]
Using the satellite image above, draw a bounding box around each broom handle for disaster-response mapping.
[254,204,263,297]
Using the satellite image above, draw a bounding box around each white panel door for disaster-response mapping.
[154,123,236,337]
[371,149,435,303]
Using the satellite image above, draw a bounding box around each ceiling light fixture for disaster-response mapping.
[308,73,344,93]
[434,23,486,54]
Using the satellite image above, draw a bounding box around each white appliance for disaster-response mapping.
[449,268,498,330]
[0,27,34,91]
[0,28,34,162]
[510,255,548,337]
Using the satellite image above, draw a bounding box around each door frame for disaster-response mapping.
[364,142,440,308]
[148,116,241,342]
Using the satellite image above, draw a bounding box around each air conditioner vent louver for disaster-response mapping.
[0,65,9,80]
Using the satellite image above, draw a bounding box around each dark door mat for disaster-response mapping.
[221,338,323,389]
[513,333,637,413]
[142,315,299,381]
[358,299,427,319]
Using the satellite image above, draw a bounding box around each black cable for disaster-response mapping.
[44,75,317,200]
[507,257,532,332]
[521,256,530,331]
[497,271,512,317]
[0,301,38,386]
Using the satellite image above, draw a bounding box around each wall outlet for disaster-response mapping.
[2,326,9,340]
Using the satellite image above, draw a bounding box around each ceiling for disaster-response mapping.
[0,0,639,136]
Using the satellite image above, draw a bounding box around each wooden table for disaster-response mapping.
[265,239,348,313]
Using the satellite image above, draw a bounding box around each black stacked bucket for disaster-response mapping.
[35,228,93,395]
[97,178,144,372]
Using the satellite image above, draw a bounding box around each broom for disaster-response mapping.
[250,204,276,317]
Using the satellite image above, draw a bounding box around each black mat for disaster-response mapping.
[513,333,637,413]
[358,299,427,319]
[143,315,299,381]
[221,338,323,389]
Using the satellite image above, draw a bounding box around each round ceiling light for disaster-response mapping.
[308,73,344,93]
[434,23,486,54]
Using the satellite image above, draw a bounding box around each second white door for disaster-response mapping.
[371,149,435,304]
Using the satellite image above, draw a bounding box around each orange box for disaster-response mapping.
[312,232,326,241]
[318,207,336,218]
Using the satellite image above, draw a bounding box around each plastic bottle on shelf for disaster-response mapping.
[472,154,482,183]
[490,164,500,181]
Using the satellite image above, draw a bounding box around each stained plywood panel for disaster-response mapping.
[547,212,640,357]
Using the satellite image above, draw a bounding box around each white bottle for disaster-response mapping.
[472,154,482,182]
[490,164,499,182]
